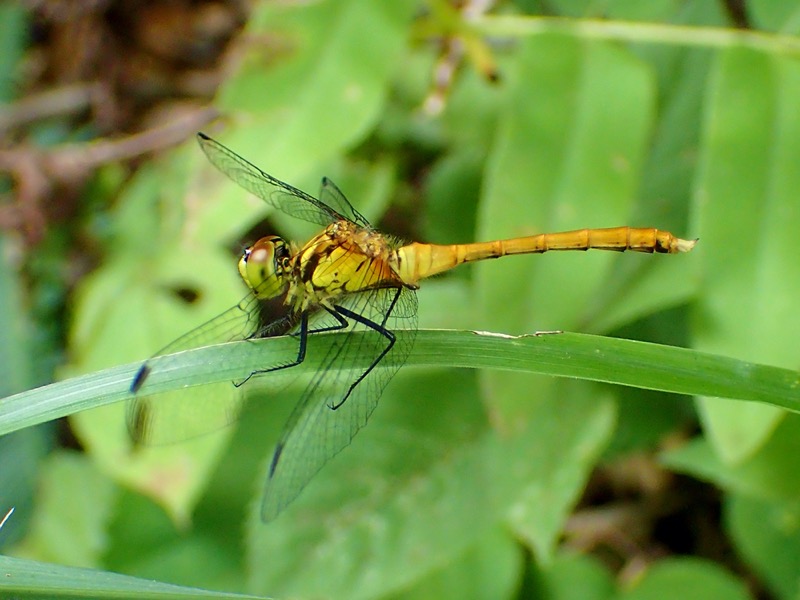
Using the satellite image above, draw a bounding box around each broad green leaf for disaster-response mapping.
[207,0,417,243]
[479,35,656,335]
[10,451,116,569]
[693,47,800,462]
[0,4,27,103]
[533,551,615,600]
[606,0,699,22]
[6,327,796,598]
[615,557,751,600]
[8,7,800,599]
[476,33,662,560]
[65,156,247,526]
[246,369,608,598]
[66,245,243,525]
[247,369,496,598]
[386,529,522,600]
[0,428,49,548]
[750,1,800,34]
[505,380,616,560]
[103,491,245,593]
[423,150,484,246]
[662,414,800,501]
[725,493,800,600]
[0,235,45,546]
[0,236,34,398]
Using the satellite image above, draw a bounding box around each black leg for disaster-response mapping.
[328,287,402,410]
[236,305,352,386]
[235,311,311,387]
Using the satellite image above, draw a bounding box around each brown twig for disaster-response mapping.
[0,105,220,243]
[0,82,110,136]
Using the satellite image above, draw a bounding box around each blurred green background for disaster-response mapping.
[2,1,800,598]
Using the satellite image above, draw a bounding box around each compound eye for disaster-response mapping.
[238,236,290,299]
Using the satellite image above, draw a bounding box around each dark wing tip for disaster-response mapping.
[197,131,211,141]
[130,364,150,393]
[128,398,150,446]
[268,442,285,478]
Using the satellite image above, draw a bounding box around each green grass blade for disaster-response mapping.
[1,329,798,438]
[0,554,266,599]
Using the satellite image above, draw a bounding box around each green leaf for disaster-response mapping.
[247,369,497,598]
[386,529,523,600]
[506,381,616,560]
[662,414,800,501]
[479,34,658,334]
[12,6,800,599]
[210,0,417,242]
[750,1,800,34]
[66,243,244,526]
[3,330,800,439]
[0,236,34,397]
[725,493,800,600]
[475,32,688,561]
[3,329,795,596]
[693,47,800,462]
[615,557,751,600]
[0,236,49,547]
[0,428,50,548]
[533,551,615,600]
[9,451,116,568]
[0,3,28,103]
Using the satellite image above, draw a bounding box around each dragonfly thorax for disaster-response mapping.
[239,235,292,300]
[282,220,407,312]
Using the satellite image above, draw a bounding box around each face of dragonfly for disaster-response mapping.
[238,235,292,300]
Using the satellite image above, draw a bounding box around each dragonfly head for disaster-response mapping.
[239,236,291,299]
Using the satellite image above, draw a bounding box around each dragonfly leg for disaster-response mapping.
[327,287,403,410]
[235,312,311,387]
[236,308,352,386]
[380,285,404,328]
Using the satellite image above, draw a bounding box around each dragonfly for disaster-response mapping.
[129,132,697,522]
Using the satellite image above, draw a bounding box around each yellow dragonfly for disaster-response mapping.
[130,133,697,521]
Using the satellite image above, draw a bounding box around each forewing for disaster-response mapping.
[128,293,273,445]
[318,177,370,228]
[197,133,341,227]
[260,286,418,521]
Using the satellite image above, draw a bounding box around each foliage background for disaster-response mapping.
[2,0,800,598]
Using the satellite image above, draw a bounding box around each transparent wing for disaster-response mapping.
[260,285,418,521]
[128,292,295,445]
[197,133,366,228]
[318,177,370,228]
